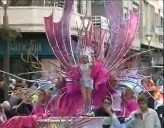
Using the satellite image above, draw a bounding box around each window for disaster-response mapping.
[10,0,32,6]
[132,2,139,12]
[144,2,149,32]
[124,7,128,19]
[150,5,155,32]
[159,35,164,43]
[77,0,81,13]
[155,13,158,25]
[43,0,54,6]
[10,0,54,6]
[161,17,164,26]
[54,0,64,8]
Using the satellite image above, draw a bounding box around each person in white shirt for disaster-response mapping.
[126,94,161,128]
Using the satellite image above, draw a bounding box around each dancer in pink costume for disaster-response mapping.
[122,88,139,117]
[79,55,93,113]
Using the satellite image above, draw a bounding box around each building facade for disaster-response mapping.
[91,0,163,69]
[0,0,163,77]
[141,0,163,68]
[91,0,141,51]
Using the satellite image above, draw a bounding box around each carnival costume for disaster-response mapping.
[0,0,163,128]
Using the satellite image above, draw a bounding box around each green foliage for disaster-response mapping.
[0,27,22,42]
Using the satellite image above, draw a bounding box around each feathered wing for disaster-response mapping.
[44,0,75,71]
[103,0,123,63]
[102,0,140,71]
[105,18,130,69]
[45,14,68,70]
[105,12,139,70]
[110,11,140,71]
[103,1,141,95]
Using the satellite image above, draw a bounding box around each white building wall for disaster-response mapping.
[142,0,163,49]
[0,0,89,32]
[0,6,83,33]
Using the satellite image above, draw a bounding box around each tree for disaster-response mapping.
[0,27,21,100]
[0,27,21,42]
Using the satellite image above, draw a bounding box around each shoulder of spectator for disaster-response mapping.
[149,108,158,115]
[125,110,138,123]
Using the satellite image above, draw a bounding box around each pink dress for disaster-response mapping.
[124,99,138,117]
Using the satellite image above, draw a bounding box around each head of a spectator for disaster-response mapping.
[2,101,10,111]
[137,94,148,112]
[123,87,135,100]
[102,96,112,109]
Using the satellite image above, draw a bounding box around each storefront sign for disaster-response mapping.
[9,40,42,53]
[0,35,53,56]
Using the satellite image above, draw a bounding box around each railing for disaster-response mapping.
[54,0,64,8]
[91,16,109,30]
[8,0,66,7]
[9,0,54,6]
[0,6,83,33]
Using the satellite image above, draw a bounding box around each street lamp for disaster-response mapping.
[1,0,10,100]
[145,34,152,50]
[145,34,154,69]
[2,0,7,4]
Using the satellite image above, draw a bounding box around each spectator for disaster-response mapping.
[0,88,4,103]
[126,95,161,128]
[156,105,164,128]
[8,92,21,107]
[0,75,5,103]
[93,96,120,128]
[2,101,15,119]
[0,104,7,124]
[16,99,33,116]
[2,101,10,111]
[122,88,138,117]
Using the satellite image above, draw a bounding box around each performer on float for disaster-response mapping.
[79,55,93,113]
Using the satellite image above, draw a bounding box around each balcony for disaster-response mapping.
[8,0,55,6]
[0,6,83,34]
[54,0,64,8]
[91,16,109,30]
